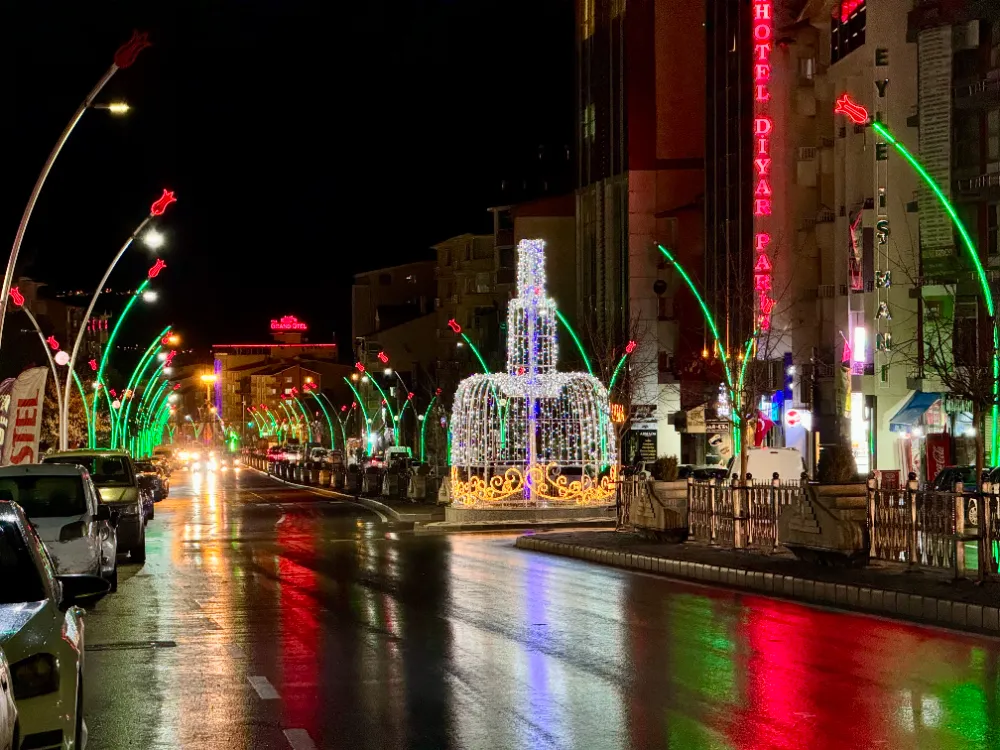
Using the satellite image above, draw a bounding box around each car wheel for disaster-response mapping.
[107,563,118,593]
[132,528,147,563]
[148,504,155,521]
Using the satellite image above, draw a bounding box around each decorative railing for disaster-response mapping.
[686,476,801,552]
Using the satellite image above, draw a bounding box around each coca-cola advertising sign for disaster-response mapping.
[1,367,48,465]
[924,433,951,486]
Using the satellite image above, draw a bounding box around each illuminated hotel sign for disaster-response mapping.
[753,0,774,332]
[270,315,307,332]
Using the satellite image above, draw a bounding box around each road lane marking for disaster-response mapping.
[283,729,317,750]
[248,675,280,700]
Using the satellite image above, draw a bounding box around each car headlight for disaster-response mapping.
[12,653,59,700]
[179,451,190,461]
[120,502,140,516]
[192,462,201,471]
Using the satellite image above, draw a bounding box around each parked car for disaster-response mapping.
[692,465,730,482]
[134,461,166,513]
[42,450,147,563]
[266,446,284,463]
[283,444,304,465]
[308,447,329,465]
[0,464,118,592]
[0,500,110,750]
[930,465,991,491]
[151,445,175,473]
[0,648,16,750]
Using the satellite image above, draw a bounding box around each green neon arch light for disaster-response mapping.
[112,325,171,448]
[316,390,349,449]
[420,395,438,462]
[343,377,372,454]
[117,345,163,449]
[554,310,593,376]
[90,279,152,446]
[303,390,336,448]
[870,120,999,459]
[290,395,314,443]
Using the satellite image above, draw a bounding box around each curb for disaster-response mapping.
[415,518,616,534]
[245,466,442,522]
[515,536,1000,636]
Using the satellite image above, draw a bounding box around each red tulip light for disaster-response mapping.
[149,189,177,217]
[355,362,365,373]
[148,258,167,278]
[8,287,24,307]
[625,340,637,354]
[377,351,389,364]
[407,392,414,400]
[88,359,98,371]
[341,405,347,412]
[435,388,442,396]
[46,336,59,350]
[834,94,869,125]
[447,319,462,334]
[113,30,152,69]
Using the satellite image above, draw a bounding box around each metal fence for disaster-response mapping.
[688,478,801,551]
[868,478,1000,579]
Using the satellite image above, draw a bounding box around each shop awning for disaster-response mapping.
[889,391,942,433]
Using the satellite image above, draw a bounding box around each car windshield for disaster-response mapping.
[0,475,87,518]
[44,455,134,487]
[0,520,46,604]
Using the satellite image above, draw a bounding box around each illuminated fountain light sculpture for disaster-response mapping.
[450,239,618,506]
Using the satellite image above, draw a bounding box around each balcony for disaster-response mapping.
[954,77,1000,110]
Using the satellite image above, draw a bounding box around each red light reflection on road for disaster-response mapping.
[278,516,320,733]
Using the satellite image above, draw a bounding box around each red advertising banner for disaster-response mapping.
[925,433,952,486]
[1,367,48,465]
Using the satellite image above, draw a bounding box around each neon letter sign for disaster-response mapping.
[270,315,308,332]
[753,0,775,331]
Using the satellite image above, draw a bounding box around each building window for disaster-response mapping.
[989,204,999,258]
[988,108,1000,163]
[405,274,417,283]
[285,376,293,383]
[831,1,866,65]
[442,250,450,267]
[475,272,491,293]
[583,103,596,142]
[581,0,594,39]
[798,57,816,81]
[954,300,980,367]
[992,22,1000,70]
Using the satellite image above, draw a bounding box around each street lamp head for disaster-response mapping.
[200,374,217,383]
[157,351,168,361]
[167,334,180,346]
[361,376,370,383]
[384,368,393,376]
[142,290,158,302]
[143,229,165,250]
[163,367,173,376]
[168,393,178,402]
[108,101,130,115]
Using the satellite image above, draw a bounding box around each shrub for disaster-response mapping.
[651,455,679,482]
[817,444,858,484]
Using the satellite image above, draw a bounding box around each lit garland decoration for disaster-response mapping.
[449,239,618,507]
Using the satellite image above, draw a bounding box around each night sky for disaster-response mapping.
[2,0,574,355]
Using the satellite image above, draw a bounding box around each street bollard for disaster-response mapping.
[319,467,331,486]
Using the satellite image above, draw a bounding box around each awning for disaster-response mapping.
[889,391,942,433]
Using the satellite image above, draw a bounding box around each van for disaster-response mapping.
[728,447,806,484]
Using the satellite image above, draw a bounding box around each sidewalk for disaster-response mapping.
[516,530,1000,635]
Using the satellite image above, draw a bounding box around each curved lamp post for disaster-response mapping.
[835,94,1000,459]
[60,189,176,448]
[0,31,150,360]
[9,296,64,430]
[111,325,172,448]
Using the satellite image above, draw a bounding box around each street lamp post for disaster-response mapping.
[13,301,65,437]
[0,31,150,360]
[60,190,175,449]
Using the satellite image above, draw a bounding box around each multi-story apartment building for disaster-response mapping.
[351,261,436,341]
[576,0,706,462]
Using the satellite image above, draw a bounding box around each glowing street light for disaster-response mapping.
[157,351,168,362]
[166,334,180,346]
[384,367,393,376]
[94,101,132,115]
[142,290,158,302]
[143,229,165,249]
[200,374,217,383]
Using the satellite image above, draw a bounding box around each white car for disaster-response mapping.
[0,648,16,750]
[0,500,110,750]
[0,464,118,592]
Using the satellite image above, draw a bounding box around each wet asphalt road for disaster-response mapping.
[82,469,1000,750]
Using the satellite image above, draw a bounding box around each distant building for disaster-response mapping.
[576,0,705,461]
[351,261,436,340]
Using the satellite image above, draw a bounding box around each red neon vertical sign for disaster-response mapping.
[753,0,774,332]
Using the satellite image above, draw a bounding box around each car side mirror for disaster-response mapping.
[95,505,111,522]
[57,574,111,611]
